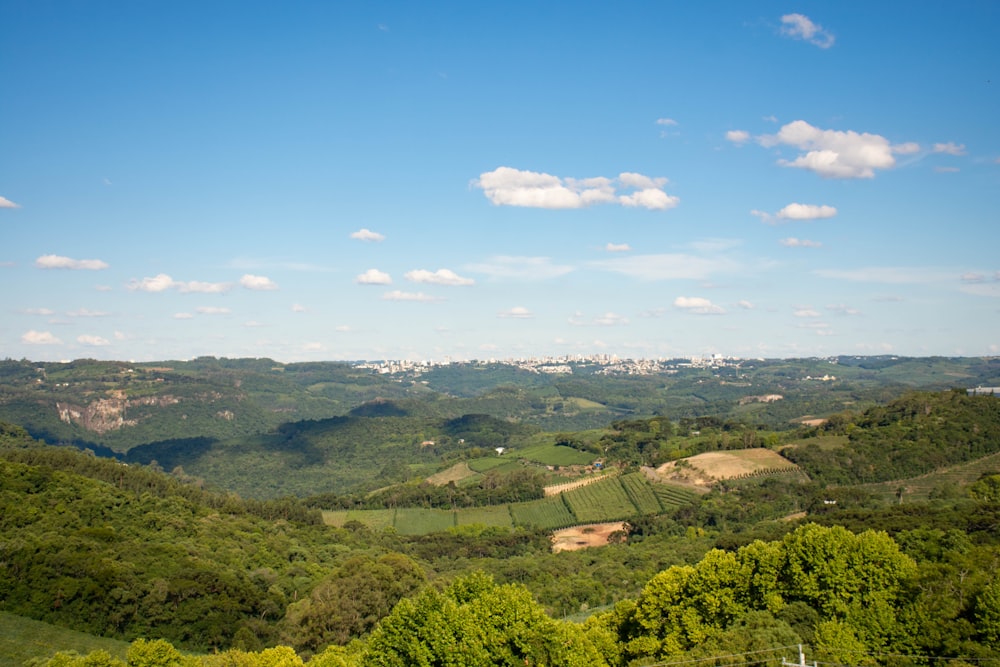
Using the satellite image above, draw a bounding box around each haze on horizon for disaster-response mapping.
[1,2,998,363]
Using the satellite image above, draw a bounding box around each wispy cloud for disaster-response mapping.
[196,306,231,315]
[758,121,909,179]
[473,167,678,210]
[467,256,574,281]
[779,237,823,248]
[77,334,109,346]
[498,306,533,319]
[656,118,678,126]
[67,308,110,317]
[605,243,631,253]
[350,228,386,242]
[780,13,835,49]
[815,267,953,284]
[674,296,725,315]
[36,254,109,270]
[933,142,967,156]
[356,269,392,285]
[382,290,441,302]
[405,269,474,286]
[0,196,21,209]
[590,254,739,281]
[23,307,55,316]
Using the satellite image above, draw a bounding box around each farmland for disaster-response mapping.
[322,472,698,535]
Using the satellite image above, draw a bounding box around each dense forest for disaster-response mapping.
[2,358,1000,666]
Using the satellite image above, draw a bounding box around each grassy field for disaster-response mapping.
[426,462,478,485]
[563,478,637,523]
[514,442,595,467]
[0,612,129,667]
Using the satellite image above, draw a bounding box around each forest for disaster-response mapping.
[1,357,999,666]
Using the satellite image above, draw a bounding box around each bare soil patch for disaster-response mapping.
[798,418,828,427]
[551,522,627,552]
[652,448,799,488]
[427,462,476,486]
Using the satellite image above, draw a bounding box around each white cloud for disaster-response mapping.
[591,253,739,281]
[498,306,533,319]
[473,167,677,210]
[0,196,20,208]
[780,237,823,248]
[36,254,109,270]
[656,118,678,126]
[737,300,755,309]
[240,274,278,290]
[196,306,231,315]
[605,243,631,252]
[405,268,474,286]
[759,120,901,179]
[178,280,231,294]
[356,269,393,285]
[467,256,574,280]
[67,308,110,317]
[382,290,441,302]
[244,321,264,327]
[127,274,232,293]
[933,142,967,156]
[350,228,386,242]
[291,303,307,313]
[77,334,109,346]
[174,313,194,319]
[23,308,55,316]
[780,13,835,48]
[779,203,837,221]
[794,307,821,318]
[22,330,61,344]
[128,274,176,292]
[755,204,836,224]
[674,296,725,314]
[726,130,750,144]
[619,188,679,210]
[335,325,351,332]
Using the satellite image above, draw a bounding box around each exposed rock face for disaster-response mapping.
[56,393,181,434]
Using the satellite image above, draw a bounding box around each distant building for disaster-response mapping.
[968,387,1000,396]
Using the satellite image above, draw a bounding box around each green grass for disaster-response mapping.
[394,508,456,535]
[455,505,514,527]
[651,483,700,508]
[0,611,129,667]
[467,456,518,473]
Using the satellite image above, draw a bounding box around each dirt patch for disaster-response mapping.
[798,418,827,427]
[427,462,476,486]
[652,448,799,488]
[551,522,627,552]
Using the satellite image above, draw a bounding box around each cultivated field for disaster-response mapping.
[651,448,802,488]
[321,473,698,536]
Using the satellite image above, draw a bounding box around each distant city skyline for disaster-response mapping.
[2,2,998,362]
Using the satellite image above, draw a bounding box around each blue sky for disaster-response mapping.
[2,1,998,362]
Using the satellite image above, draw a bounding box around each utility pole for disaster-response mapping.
[782,645,809,667]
